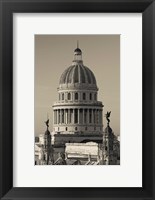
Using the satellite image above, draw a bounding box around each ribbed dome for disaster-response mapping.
[59,64,96,85]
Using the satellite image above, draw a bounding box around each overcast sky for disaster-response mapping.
[35,35,120,136]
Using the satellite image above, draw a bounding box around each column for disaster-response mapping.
[60,109,62,124]
[73,92,75,101]
[54,110,56,124]
[87,109,89,124]
[55,110,57,124]
[93,109,95,124]
[66,109,68,124]
[64,109,65,123]
[68,109,70,124]
[96,109,98,124]
[95,109,97,124]
[78,109,80,124]
[98,110,99,124]
[57,110,59,124]
[97,109,99,124]
[83,109,85,124]
[98,110,100,124]
[73,109,75,124]
[89,109,91,123]
[62,109,64,123]
[92,109,94,124]
[84,109,87,124]
[64,109,66,124]
[58,109,60,124]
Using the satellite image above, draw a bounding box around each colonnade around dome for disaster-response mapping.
[53,107,103,133]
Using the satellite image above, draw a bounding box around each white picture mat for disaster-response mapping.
[13,13,142,187]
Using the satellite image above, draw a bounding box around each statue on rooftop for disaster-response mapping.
[105,111,111,125]
[45,119,49,128]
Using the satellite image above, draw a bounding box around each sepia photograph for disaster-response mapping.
[34,35,120,165]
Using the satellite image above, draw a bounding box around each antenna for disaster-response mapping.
[77,40,79,48]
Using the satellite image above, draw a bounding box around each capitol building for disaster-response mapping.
[52,45,103,145]
[35,43,120,165]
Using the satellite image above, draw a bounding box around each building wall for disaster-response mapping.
[53,133,103,145]
[65,142,99,157]
[54,124,102,133]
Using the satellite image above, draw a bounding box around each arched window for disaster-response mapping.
[83,93,86,100]
[75,93,78,100]
[62,93,64,100]
[66,127,68,131]
[75,127,77,131]
[59,93,61,100]
[90,93,92,100]
[68,93,71,100]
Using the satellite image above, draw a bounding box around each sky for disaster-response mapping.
[35,35,120,136]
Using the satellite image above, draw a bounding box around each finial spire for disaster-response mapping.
[73,41,82,64]
[77,40,79,48]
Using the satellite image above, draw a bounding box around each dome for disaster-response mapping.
[59,65,96,85]
[59,46,98,90]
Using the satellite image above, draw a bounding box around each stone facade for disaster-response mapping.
[103,125,118,165]
[53,133,103,146]
[37,128,54,165]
